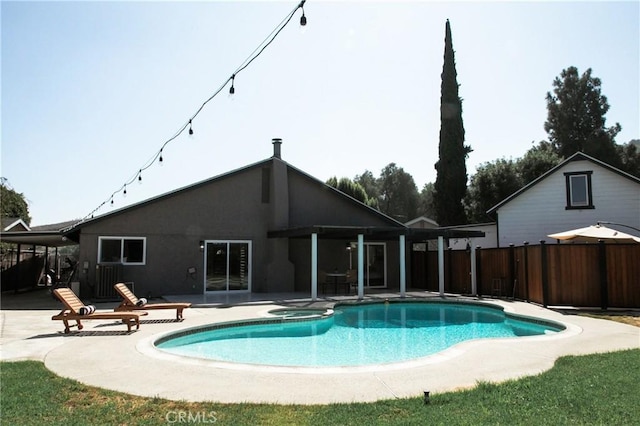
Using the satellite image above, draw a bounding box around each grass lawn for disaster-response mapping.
[1,349,638,425]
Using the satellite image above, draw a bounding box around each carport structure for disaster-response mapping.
[1,222,78,292]
[268,225,485,300]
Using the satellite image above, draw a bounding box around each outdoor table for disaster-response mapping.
[326,272,347,295]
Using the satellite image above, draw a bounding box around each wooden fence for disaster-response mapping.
[411,242,640,309]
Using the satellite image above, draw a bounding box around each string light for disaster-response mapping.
[300,3,307,26]
[80,0,308,222]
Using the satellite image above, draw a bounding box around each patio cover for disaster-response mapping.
[267,225,485,240]
[269,225,486,301]
[548,224,640,244]
[0,230,77,247]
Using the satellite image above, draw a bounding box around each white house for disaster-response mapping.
[405,216,498,249]
[488,152,640,247]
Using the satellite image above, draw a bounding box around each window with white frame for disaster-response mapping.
[564,171,594,209]
[98,237,146,264]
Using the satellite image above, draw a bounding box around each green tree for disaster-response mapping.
[517,141,562,185]
[544,66,621,165]
[434,20,471,226]
[326,176,371,205]
[377,163,419,222]
[418,183,437,220]
[615,140,640,178]
[464,159,521,223]
[1,178,31,225]
[353,171,380,209]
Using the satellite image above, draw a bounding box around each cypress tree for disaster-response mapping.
[434,19,471,226]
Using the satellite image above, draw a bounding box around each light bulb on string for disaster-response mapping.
[229,74,235,95]
[83,0,308,221]
[300,5,307,26]
[123,185,127,197]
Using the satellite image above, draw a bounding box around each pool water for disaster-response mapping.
[156,302,563,367]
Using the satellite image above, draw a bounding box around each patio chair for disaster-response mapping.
[346,269,358,294]
[51,287,147,334]
[113,283,191,320]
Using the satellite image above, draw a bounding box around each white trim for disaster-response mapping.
[3,218,30,232]
[568,174,589,207]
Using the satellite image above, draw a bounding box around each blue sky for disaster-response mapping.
[2,1,638,226]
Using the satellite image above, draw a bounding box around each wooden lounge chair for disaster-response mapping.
[52,287,147,334]
[113,283,191,320]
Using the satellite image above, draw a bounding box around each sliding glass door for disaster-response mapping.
[205,240,251,292]
[348,242,387,288]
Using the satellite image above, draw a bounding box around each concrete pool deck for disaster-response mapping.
[1,289,638,404]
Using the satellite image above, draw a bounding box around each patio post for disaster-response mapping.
[357,233,364,300]
[399,234,406,298]
[470,242,477,296]
[311,232,318,301]
[438,236,445,297]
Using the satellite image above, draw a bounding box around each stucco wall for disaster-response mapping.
[77,164,272,297]
[75,158,406,298]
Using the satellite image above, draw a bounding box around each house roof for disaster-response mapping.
[0,219,80,247]
[63,154,405,240]
[62,152,485,242]
[487,152,640,215]
[2,217,30,232]
[404,216,439,228]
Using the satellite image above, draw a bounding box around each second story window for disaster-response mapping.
[565,171,594,209]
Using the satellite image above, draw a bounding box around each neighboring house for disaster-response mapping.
[488,152,640,247]
[405,216,439,229]
[405,217,497,250]
[2,218,30,232]
[64,140,482,298]
[439,223,497,250]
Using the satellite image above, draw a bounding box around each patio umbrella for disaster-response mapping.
[548,224,640,243]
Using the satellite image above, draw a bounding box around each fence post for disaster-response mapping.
[523,242,530,302]
[540,240,549,308]
[476,246,482,297]
[598,240,608,310]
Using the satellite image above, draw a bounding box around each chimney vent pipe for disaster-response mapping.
[272,138,282,159]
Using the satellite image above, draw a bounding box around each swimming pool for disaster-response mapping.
[155,301,564,367]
